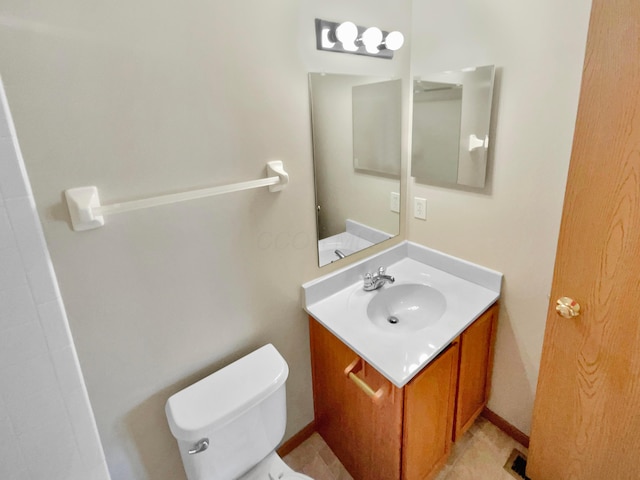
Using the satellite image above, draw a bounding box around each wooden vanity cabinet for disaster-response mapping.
[309,318,404,480]
[309,318,460,480]
[309,303,499,480]
[453,305,498,440]
[402,341,459,480]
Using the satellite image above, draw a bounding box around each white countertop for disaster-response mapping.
[302,241,502,388]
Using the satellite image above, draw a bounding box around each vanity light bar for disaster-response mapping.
[314,19,404,59]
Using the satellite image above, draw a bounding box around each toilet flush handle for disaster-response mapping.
[188,438,209,455]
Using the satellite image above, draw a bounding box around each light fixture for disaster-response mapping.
[315,19,405,59]
[383,31,404,51]
[335,21,358,52]
[361,27,383,54]
[319,26,335,48]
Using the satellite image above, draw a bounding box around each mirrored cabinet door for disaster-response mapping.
[411,65,495,189]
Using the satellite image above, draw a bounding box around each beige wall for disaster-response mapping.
[408,0,592,434]
[0,1,410,479]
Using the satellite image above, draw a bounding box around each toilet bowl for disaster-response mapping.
[239,451,310,480]
[165,344,313,480]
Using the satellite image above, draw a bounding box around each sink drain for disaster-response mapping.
[387,316,399,324]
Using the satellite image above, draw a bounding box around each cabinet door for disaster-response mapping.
[309,318,404,480]
[454,304,498,440]
[402,342,460,480]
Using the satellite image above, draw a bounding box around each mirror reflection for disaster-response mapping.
[309,73,401,267]
[411,65,495,188]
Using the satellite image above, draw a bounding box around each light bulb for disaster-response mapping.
[335,21,358,51]
[361,27,383,54]
[321,27,335,48]
[384,31,404,51]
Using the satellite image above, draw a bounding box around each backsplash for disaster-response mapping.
[0,79,110,480]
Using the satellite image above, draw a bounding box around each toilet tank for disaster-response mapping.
[165,344,289,480]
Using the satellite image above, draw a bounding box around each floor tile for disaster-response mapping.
[284,417,527,480]
[283,432,353,480]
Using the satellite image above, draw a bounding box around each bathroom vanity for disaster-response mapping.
[302,241,501,480]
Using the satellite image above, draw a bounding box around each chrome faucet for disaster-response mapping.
[363,266,395,291]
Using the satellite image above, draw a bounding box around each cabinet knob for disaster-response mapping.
[555,297,581,318]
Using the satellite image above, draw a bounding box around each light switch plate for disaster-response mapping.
[414,197,427,220]
[390,192,400,213]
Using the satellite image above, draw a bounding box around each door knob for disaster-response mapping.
[556,297,581,318]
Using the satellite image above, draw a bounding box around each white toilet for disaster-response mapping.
[165,344,313,480]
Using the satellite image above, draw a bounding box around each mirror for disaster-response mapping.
[309,73,401,267]
[411,65,495,188]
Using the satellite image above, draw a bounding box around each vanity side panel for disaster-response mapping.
[454,303,499,440]
[309,317,404,480]
[402,341,459,480]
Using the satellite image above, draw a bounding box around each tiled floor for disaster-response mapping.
[283,433,353,480]
[434,417,528,480]
[283,417,527,480]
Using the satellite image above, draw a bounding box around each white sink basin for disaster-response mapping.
[302,241,502,387]
[367,284,447,333]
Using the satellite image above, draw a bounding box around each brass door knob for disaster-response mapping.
[556,297,581,318]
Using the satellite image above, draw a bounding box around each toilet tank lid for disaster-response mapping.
[165,344,289,440]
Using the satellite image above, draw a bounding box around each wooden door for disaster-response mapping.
[309,318,404,480]
[528,1,640,478]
